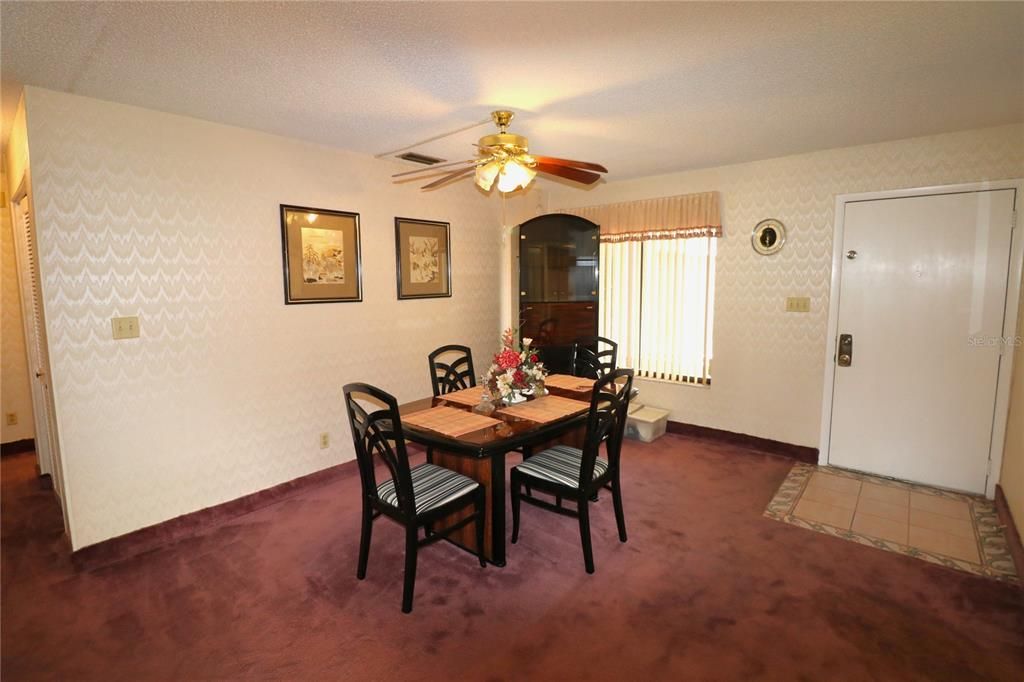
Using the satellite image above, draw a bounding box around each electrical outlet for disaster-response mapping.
[5,413,17,426]
[111,316,140,340]
[785,297,811,313]
[320,432,330,449]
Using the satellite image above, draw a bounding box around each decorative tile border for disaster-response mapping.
[764,463,1018,583]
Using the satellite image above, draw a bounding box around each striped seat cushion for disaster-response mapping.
[377,463,479,515]
[514,445,608,489]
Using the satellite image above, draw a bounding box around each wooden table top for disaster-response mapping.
[399,384,592,457]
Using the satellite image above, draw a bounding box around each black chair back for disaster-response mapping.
[578,368,634,485]
[343,382,416,517]
[428,345,476,396]
[572,336,618,379]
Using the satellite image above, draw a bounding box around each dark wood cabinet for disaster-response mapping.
[517,214,599,374]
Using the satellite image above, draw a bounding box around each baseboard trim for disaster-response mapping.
[71,458,362,571]
[994,484,1024,588]
[1,438,35,456]
[666,421,818,464]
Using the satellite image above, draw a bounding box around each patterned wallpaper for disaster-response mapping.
[1,165,36,443]
[24,88,508,549]
[548,123,1024,448]
[999,289,1024,525]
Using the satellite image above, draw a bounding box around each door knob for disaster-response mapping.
[846,250,858,260]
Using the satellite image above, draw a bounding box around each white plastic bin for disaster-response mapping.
[625,405,669,442]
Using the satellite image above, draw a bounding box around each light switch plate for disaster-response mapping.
[785,297,811,313]
[111,316,140,339]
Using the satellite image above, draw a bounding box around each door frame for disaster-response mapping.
[9,181,53,479]
[9,173,72,532]
[818,179,1024,499]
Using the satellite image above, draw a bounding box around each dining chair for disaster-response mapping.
[428,345,476,396]
[571,336,618,379]
[425,344,478,465]
[343,382,486,613]
[510,368,634,573]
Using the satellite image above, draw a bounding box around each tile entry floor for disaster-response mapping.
[765,464,1017,581]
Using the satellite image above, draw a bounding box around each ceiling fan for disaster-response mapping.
[391,110,608,193]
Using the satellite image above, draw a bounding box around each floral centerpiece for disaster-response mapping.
[484,328,548,404]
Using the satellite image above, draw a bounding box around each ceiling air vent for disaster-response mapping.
[397,152,445,165]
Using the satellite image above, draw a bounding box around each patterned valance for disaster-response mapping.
[558,191,721,243]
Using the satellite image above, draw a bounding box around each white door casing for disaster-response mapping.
[820,181,1023,498]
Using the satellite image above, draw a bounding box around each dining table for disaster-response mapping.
[398,375,597,566]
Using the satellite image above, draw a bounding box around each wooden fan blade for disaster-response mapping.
[533,156,608,174]
[374,116,492,158]
[392,159,479,178]
[421,166,475,190]
[534,162,602,185]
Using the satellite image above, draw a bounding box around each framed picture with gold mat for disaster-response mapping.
[395,217,451,300]
[280,204,362,304]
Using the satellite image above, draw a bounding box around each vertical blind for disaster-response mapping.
[600,238,716,384]
[563,191,720,385]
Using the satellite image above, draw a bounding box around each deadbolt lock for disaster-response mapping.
[837,333,853,367]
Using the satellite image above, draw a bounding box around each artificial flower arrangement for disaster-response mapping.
[483,328,548,404]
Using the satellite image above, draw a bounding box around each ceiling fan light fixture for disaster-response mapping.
[496,159,536,193]
[475,160,502,191]
[395,109,606,192]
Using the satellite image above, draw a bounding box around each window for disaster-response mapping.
[599,237,715,384]
[565,190,721,384]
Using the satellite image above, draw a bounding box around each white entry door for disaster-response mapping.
[828,188,1016,494]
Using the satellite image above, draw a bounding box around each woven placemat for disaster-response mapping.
[402,406,501,437]
[544,374,597,392]
[497,394,590,424]
[440,385,488,407]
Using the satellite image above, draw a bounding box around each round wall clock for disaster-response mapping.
[752,219,786,255]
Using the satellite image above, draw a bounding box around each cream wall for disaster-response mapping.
[547,124,1024,448]
[999,289,1024,529]
[1,163,36,442]
[23,87,508,549]
[5,94,30,197]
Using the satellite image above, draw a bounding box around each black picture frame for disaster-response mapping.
[280,204,363,304]
[394,217,452,300]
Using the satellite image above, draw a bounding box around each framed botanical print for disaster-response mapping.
[280,204,362,304]
[394,217,452,299]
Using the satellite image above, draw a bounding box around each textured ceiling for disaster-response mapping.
[2,2,1022,180]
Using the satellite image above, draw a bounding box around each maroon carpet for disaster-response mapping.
[2,436,1022,681]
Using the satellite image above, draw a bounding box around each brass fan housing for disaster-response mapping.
[478,132,529,152]
[479,110,529,153]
